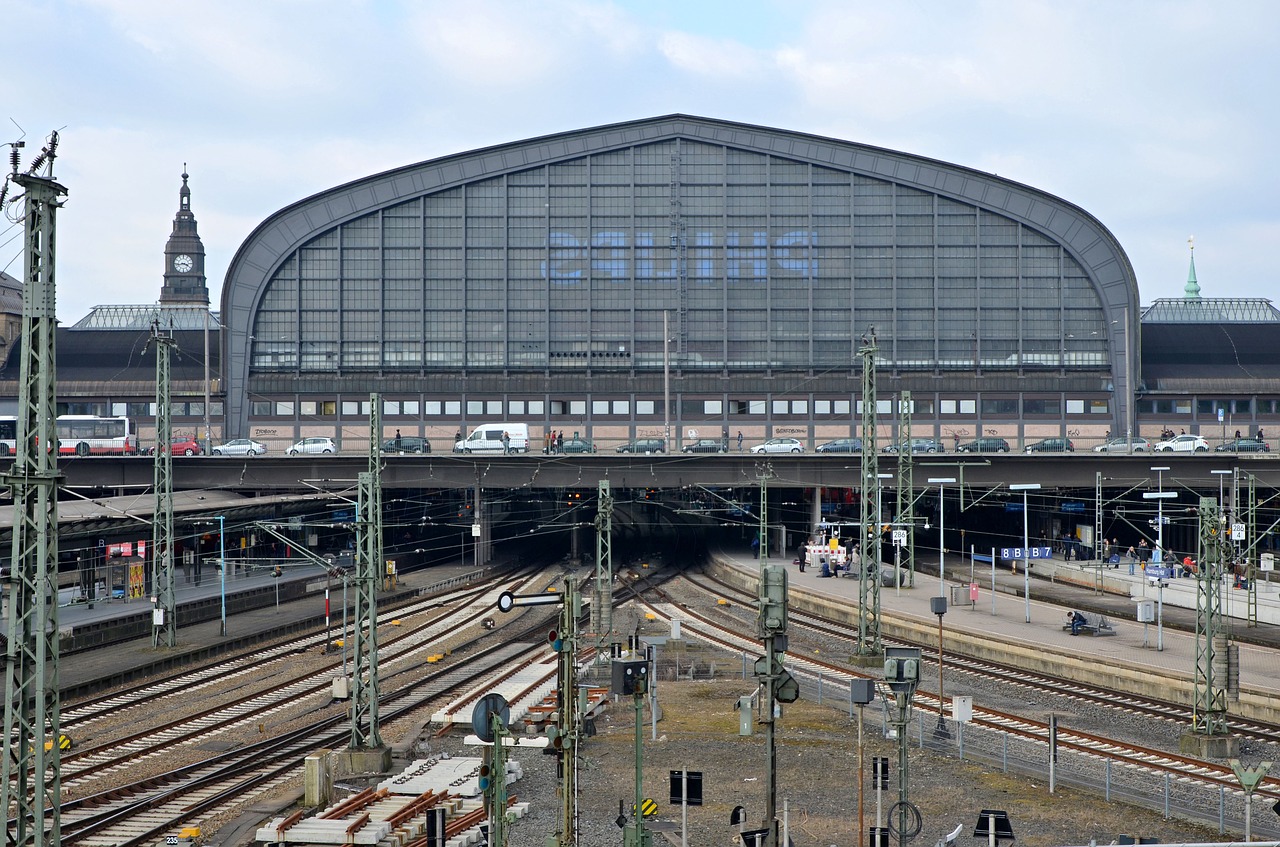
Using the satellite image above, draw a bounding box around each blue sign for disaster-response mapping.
[1062,501,1085,513]
[1000,546,1053,560]
[1145,566,1171,580]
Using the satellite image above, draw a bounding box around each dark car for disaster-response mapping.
[616,438,666,454]
[1216,437,1270,453]
[882,438,944,454]
[957,437,1010,453]
[382,435,430,453]
[1025,437,1075,453]
[557,436,596,454]
[816,438,863,453]
[682,438,726,453]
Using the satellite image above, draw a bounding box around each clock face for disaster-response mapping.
[173,254,194,273]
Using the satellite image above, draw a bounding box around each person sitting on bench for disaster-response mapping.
[1069,610,1087,636]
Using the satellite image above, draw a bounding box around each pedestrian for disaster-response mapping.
[556,430,564,452]
[722,427,730,452]
[395,429,402,450]
[1111,537,1120,568]
[545,431,553,454]
[1258,428,1266,442]
[737,431,744,452]
[454,428,463,443]
[501,430,510,454]
[1137,539,1150,564]
[1235,429,1242,440]
[1069,610,1087,636]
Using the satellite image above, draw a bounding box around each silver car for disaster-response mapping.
[1093,437,1150,453]
[212,438,267,456]
[286,436,336,455]
[751,437,804,454]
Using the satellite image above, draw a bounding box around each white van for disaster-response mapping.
[453,423,529,454]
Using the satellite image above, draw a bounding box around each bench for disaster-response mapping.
[1061,612,1116,637]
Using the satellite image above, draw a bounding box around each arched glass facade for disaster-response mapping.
[249,140,1107,375]
[223,116,1137,447]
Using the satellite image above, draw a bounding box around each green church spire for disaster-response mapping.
[1184,234,1201,298]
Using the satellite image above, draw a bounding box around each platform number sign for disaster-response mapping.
[1000,546,1052,560]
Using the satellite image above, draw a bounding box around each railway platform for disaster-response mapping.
[713,546,1280,698]
[50,561,480,696]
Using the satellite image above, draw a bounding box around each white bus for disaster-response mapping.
[0,415,140,457]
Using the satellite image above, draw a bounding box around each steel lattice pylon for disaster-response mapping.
[149,321,178,648]
[896,391,914,589]
[1192,496,1229,738]
[350,395,383,749]
[592,479,613,648]
[2,146,67,847]
[856,331,880,655]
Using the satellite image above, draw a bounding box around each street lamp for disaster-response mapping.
[1009,483,1041,623]
[1142,466,1175,651]
[1210,469,1232,520]
[216,515,226,636]
[928,477,956,593]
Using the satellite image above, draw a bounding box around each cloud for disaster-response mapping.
[657,31,764,78]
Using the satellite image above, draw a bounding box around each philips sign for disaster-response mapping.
[541,229,818,283]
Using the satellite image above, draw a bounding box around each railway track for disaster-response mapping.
[41,563,684,845]
[638,570,1280,810]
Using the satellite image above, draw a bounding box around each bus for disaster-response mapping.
[0,415,139,456]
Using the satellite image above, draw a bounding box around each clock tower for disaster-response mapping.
[160,167,209,305]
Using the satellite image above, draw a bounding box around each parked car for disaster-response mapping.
[382,435,430,453]
[682,438,726,453]
[556,436,596,454]
[751,437,804,454]
[286,436,336,455]
[1093,437,1150,453]
[212,438,266,456]
[1216,437,1270,453]
[1153,434,1208,453]
[616,438,666,454]
[1025,437,1075,453]
[815,438,863,453]
[956,437,1009,453]
[153,435,202,456]
[882,438,945,454]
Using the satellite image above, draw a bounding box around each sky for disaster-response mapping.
[0,0,1275,324]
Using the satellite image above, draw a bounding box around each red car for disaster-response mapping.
[153,436,203,456]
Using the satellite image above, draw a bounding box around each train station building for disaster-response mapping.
[3,115,1278,452]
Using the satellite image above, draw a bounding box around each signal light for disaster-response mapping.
[548,629,564,651]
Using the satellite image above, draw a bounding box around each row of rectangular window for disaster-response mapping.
[238,396,1109,418]
[58,402,227,418]
[1139,398,1262,415]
